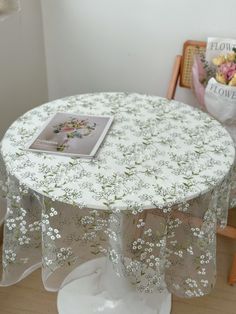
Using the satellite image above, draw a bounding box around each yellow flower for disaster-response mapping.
[216,72,227,85]
[212,55,225,66]
[226,52,236,62]
[229,74,236,86]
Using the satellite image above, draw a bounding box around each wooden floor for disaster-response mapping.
[0,214,236,314]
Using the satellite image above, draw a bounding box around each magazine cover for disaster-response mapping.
[27,112,113,158]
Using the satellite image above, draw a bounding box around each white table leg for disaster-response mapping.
[57,257,171,314]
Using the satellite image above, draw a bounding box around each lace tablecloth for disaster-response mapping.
[0,93,235,298]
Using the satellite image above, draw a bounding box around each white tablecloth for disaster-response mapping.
[0,93,235,298]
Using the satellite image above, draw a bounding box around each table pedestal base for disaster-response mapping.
[57,257,171,314]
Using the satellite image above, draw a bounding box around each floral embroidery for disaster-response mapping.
[0,93,235,298]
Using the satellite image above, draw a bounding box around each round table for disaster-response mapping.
[0,93,235,314]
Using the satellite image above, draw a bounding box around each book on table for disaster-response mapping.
[27,112,113,158]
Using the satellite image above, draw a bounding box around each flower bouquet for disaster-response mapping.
[192,37,236,141]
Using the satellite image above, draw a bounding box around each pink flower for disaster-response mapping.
[61,127,75,132]
[219,62,236,81]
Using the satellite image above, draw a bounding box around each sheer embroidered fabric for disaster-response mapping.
[0,93,235,297]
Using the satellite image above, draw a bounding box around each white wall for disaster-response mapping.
[0,0,48,137]
[1,0,236,135]
[41,0,236,105]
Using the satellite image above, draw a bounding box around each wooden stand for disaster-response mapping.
[228,254,236,285]
[0,224,3,246]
